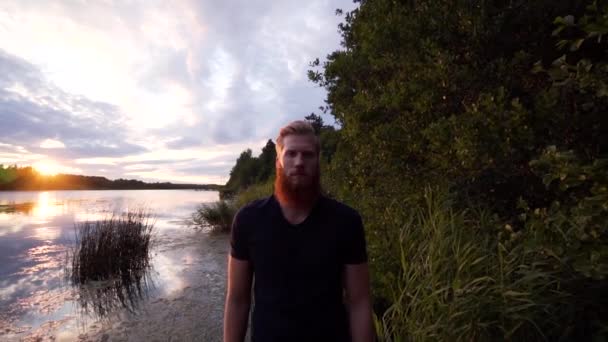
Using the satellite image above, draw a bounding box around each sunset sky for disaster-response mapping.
[0,0,355,184]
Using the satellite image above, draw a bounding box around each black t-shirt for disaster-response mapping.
[230,194,368,342]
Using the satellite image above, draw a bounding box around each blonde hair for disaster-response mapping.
[275,120,320,156]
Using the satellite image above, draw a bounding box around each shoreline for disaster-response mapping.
[8,230,230,342]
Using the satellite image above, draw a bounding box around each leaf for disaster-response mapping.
[557,39,571,50]
[532,61,545,73]
[570,38,585,51]
[552,26,566,36]
[554,15,575,26]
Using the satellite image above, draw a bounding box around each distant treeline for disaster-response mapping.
[0,165,221,191]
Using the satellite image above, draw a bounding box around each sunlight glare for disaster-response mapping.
[33,161,60,176]
[32,161,82,176]
[32,192,64,219]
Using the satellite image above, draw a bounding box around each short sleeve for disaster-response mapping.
[342,212,368,264]
[230,209,250,260]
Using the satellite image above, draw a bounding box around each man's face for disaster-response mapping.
[277,134,319,189]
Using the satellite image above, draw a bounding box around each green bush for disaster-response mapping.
[222,140,276,199]
[192,200,236,233]
[193,181,273,234]
[234,180,274,209]
[308,0,608,339]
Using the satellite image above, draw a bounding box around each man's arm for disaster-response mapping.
[223,255,253,342]
[344,263,374,342]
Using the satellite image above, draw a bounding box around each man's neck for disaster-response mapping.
[276,195,319,225]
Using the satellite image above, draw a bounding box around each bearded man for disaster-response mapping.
[223,120,374,342]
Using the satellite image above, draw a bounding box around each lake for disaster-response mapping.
[0,189,228,341]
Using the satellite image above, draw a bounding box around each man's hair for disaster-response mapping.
[275,120,320,156]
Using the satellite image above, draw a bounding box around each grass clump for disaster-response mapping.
[70,210,154,285]
[233,180,273,209]
[192,200,236,233]
[193,181,273,233]
[373,188,606,341]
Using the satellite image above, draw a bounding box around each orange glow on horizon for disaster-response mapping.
[33,161,61,176]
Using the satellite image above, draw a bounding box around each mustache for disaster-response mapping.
[274,164,320,208]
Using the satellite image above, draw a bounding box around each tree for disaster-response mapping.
[310,0,607,339]
[222,140,278,198]
[256,139,276,183]
[305,113,324,135]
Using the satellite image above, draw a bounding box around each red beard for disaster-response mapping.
[274,164,321,209]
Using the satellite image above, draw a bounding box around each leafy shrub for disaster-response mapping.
[222,141,276,199]
[310,0,608,340]
[194,180,273,233]
[192,200,236,233]
[234,180,274,209]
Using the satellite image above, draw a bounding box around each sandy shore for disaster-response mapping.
[78,231,230,342]
[13,230,231,342]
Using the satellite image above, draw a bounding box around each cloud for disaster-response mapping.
[39,139,65,149]
[0,0,357,183]
[164,137,202,150]
[0,50,147,161]
[139,0,356,145]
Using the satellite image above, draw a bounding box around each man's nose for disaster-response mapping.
[294,154,304,165]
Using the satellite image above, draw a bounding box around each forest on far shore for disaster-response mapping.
[0,165,221,191]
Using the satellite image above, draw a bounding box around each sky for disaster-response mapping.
[0,0,356,185]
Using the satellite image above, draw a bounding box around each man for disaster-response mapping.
[223,120,374,342]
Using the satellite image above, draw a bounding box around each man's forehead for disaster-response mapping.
[282,135,316,151]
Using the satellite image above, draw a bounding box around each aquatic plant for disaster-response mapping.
[76,269,153,319]
[69,210,154,284]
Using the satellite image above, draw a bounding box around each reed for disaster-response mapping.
[70,210,154,285]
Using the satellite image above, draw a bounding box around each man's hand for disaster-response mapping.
[345,263,375,342]
[223,255,253,342]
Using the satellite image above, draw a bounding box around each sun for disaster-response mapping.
[33,161,60,176]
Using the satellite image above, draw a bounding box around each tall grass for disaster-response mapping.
[193,181,273,233]
[70,210,154,285]
[192,200,236,233]
[374,189,569,341]
[233,180,273,209]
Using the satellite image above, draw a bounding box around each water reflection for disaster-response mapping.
[69,211,155,320]
[75,267,155,319]
[0,202,35,214]
[0,189,219,340]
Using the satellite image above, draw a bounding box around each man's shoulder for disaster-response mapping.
[320,195,361,219]
[235,195,274,218]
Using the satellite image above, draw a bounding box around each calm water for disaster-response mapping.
[0,189,219,340]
